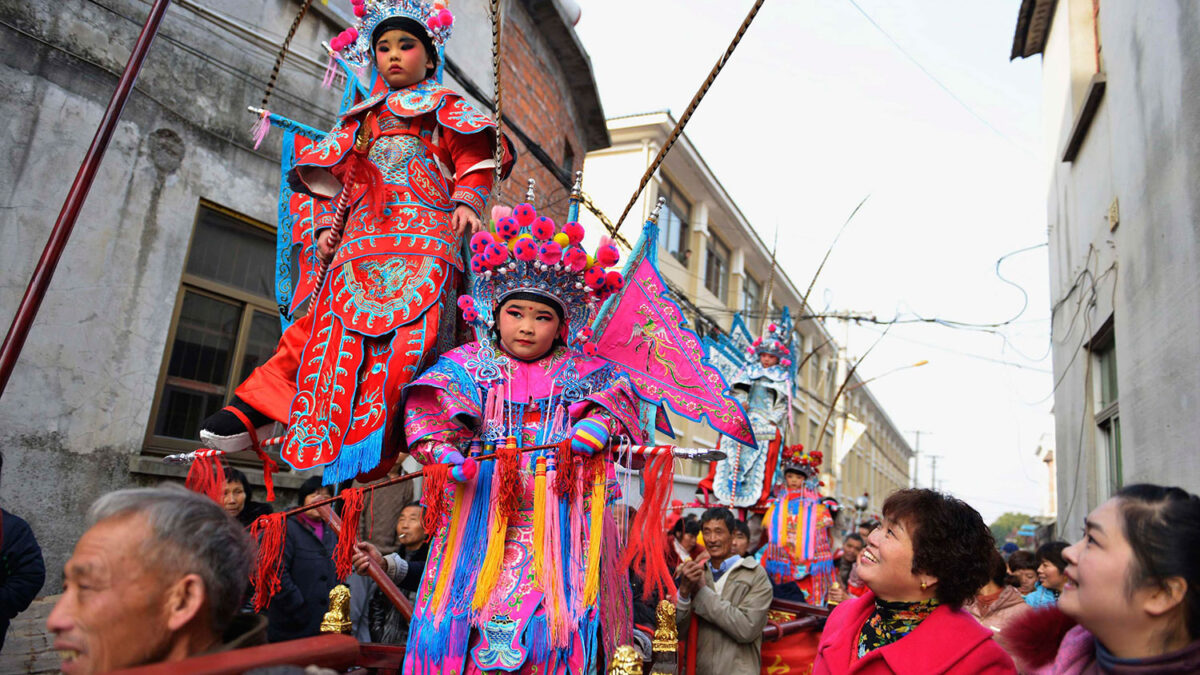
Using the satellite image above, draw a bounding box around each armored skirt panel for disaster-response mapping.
[401,343,644,675]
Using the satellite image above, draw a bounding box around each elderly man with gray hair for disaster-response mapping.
[47,485,263,674]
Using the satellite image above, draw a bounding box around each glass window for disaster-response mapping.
[148,203,282,449]
[1092,319,1120,493]
[657,178,690,265]
[704,235,729,301]
[743,274,761,316]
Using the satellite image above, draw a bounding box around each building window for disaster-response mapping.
[145,203,282,452]
[561,137,575,175]
[742,274,761,322]
[657,178,690,265]
[704,234,729,301]
[1091,319,1120,494]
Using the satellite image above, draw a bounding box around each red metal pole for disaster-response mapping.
[0,0,172,398]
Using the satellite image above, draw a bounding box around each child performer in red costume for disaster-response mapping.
[201,0,514,484]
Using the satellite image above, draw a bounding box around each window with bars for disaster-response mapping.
[656,178,691,265]
[704,234,730,301]
[145,203,282,452]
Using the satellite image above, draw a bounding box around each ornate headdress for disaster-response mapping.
[749,321,794,365]
[457,180,624,357]
[781,443,822,478]
[328,0,454,68]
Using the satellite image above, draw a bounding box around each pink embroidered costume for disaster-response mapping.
[200,0,514,484]
[760,446,836,605]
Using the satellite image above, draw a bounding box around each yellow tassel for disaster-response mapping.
[583,468,605,606]
[532,457,547,589]
[431,482,466,616]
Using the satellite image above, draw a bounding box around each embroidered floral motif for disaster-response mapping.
[857,598,940,658]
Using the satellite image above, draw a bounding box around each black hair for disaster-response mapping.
[1035,541,1068,573]
[731,519,751,539]
[1007,549,1037,572]
[223,466,251,494]
[401,501,425,513]
[297,475,332,506]
[985,548,1009,587]
[859,519,880,532]
[699,507,738,534]
[670,517,700,538]
[371,17,438,78]
[1115,483,1200,639]
[844,532,864,546]
[882,489,996,609]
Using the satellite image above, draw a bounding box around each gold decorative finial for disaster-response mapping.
[525,178,536,204]
[648,197,666,224]
[320,585,352,634]
[652,599,678,653]
[608,645,642,675]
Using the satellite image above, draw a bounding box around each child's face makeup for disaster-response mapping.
[374,30,432,89]
[497,299,561,360]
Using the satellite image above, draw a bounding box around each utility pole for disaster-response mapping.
[909,430,932,488]
[928,455,943,492]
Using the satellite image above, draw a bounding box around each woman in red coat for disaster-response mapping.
[812,489,1016,674]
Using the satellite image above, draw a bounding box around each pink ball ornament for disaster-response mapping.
[537,241,563,266]
[579,326,594,340]
[456,295,475,310]
[768,323,778,332]
[513,235,538,261]
[513,203,536,227]
[469,231,492,255]
[531,216,556,241]
[582,342,598,357]
[490,204,513,223]
[354,4,365,16]
[781,358,793,367]
[346,27,358,40]
[462,307,479,322]
[469,255,486,274]
[496,217,520,239]
[484,242,509,266]
[753,337,763,346]
[563,246,588,272]
[561,221,584,245]
[438,9,453,26]
[604,271,624,292]
[426,14,442,29]
[596,237,620,268]
[584,267,606,290]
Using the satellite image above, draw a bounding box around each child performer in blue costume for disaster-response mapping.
[201,0,514,484]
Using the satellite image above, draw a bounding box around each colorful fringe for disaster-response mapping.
[620,450,677,602]
[249,512,287,612]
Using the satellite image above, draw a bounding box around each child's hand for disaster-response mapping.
[450,204,482,236]
[317,229,341,261]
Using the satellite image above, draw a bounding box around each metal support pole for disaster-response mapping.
[0,0,172,398]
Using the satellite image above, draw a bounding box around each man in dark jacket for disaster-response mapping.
[267,476,340,642]
[0,451,46,650]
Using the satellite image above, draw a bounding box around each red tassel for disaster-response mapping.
[330,146,386,226]
[496,441,523,519]
[227,406,279,502]
[249,512,288,612]
[422,463,451,536]
[553,440,578,499]
[621,451,677,601]
[185,452,226,504]
[333,487,364,579]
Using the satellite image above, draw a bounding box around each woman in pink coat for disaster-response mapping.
[812,489,1016,674]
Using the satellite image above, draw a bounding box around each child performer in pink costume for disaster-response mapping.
[399,199,644,674]
[201,0,513,484]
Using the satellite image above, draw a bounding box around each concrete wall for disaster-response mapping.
[0,0,604,601]
[1042,1,1200,536]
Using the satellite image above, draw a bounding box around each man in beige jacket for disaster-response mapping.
[676,507,775,675]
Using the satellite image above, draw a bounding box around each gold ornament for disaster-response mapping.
[320,584,352,634]
[608,645,642,675]
[652,599,678,653]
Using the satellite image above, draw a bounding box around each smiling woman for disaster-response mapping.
[812,489,1016,674]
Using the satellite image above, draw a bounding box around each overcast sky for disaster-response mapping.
[575,0,1054,523]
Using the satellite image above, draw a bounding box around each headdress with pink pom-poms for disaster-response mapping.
[462,178,623,355]
[328,0,454,72]
[746,320,793,365]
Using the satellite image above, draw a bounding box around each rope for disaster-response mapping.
[490,0,504,207]
[260,0,315,110]
[613,0,767,234]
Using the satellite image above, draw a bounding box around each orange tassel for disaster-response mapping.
[423,463,451,535]
[249,512,288,612]
[333,487,364,579]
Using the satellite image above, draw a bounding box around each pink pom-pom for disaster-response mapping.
[496,217,520,239]
[438,8,453,26]
[584,267,606,290]
[781,358,793,367]
[469,231,492,255]
[753,337,763,346]
[596,237,620,268]
[513,236,538,261]
[537,241,563,266]
[604,271,624,291]
[462,307,479,322]
[782,346,791,355]
[491,205,513,223]
[346,27,358,40]
[513,203,536,227]
[354,4,365,16]
[457,295,475,310]
[469,255,486,274]
[768,323,778,332]
[427,14,442,30]
[563,246,588,272]
[531,216,556,241]
[561,221,585,245]
[485,242,509,266]
[582,342,598,357]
